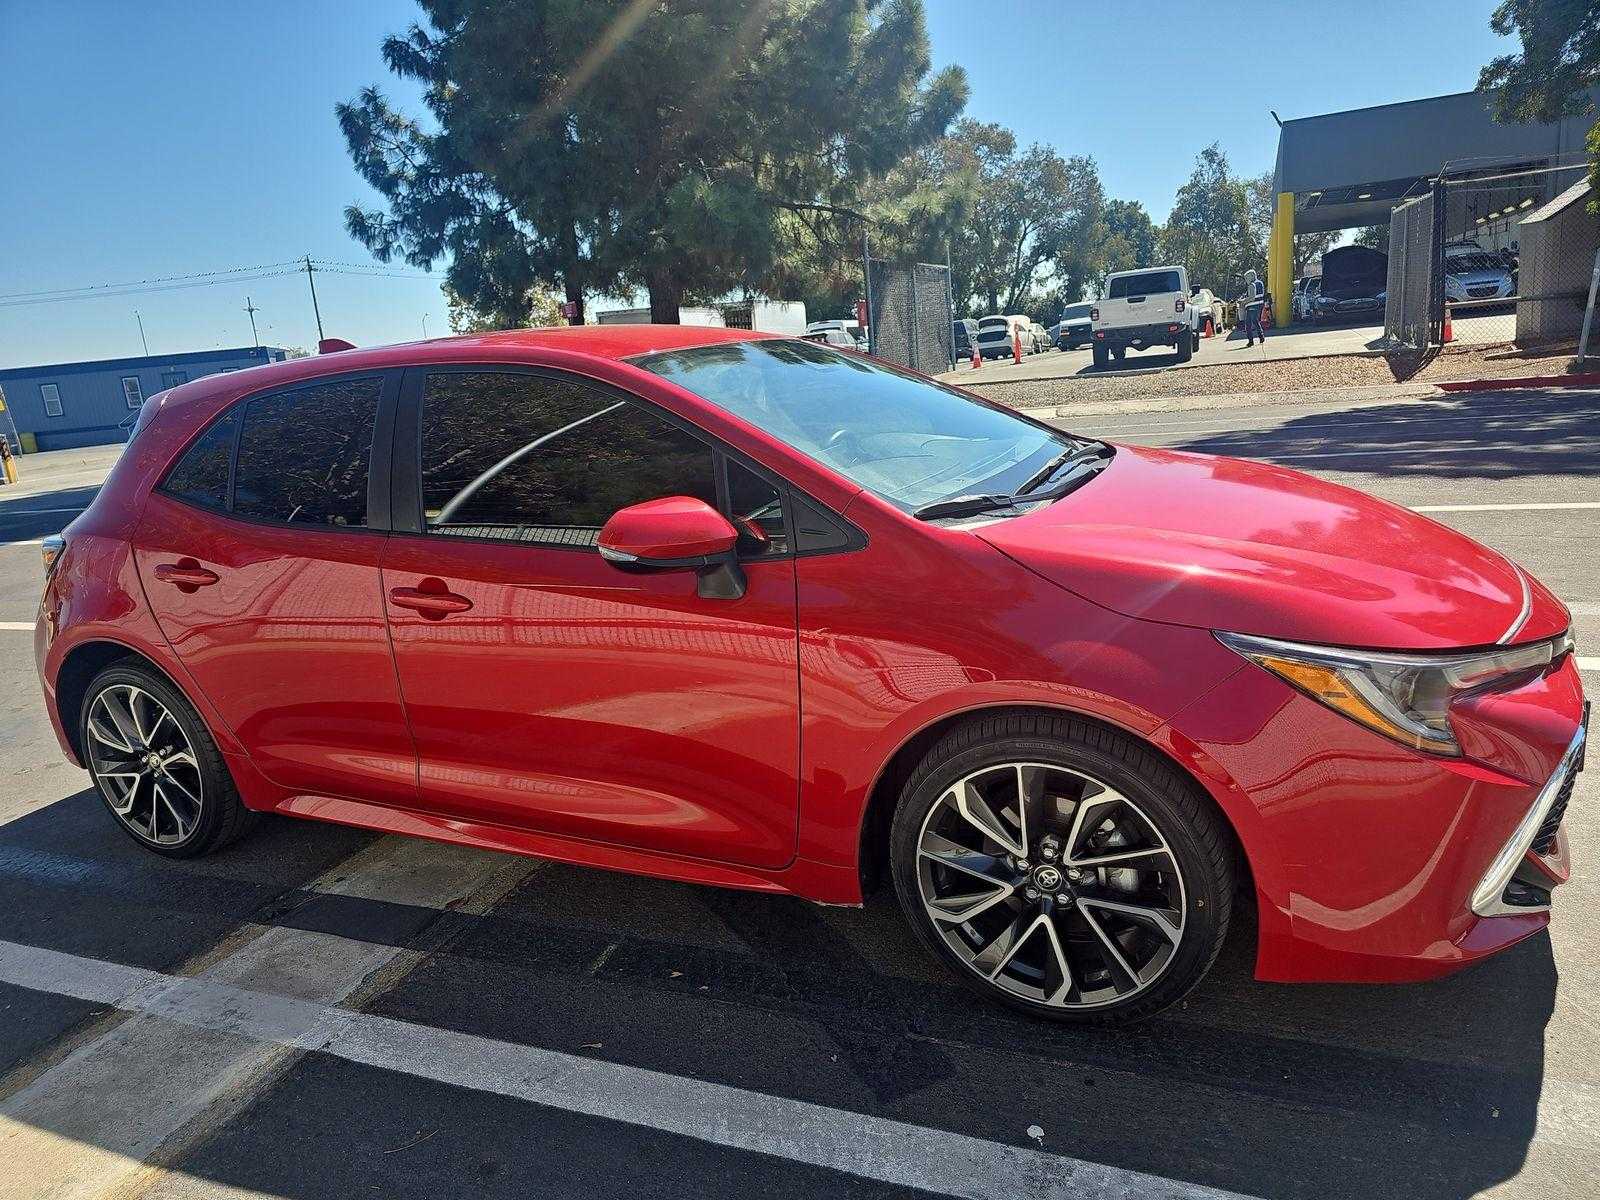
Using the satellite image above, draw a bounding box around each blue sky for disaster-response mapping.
[0,0,1511,368]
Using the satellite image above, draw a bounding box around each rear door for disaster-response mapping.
[134,371,418,807]
[378,366,803,869]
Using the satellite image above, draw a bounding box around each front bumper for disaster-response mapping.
[1164,652,1586,984]
[1471,710,1585,917]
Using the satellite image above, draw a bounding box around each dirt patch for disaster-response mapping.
[962,343,1583,408]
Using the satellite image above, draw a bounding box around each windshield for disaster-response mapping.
[635,339,1078,512]
[1447,253,1504,274]
[1062,304,1093,320]
[1108,271,1180,298]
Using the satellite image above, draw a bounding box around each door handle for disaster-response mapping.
[389,584,473,618]
[153,561,219,590]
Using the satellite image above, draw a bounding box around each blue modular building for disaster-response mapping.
[0,346,287,452]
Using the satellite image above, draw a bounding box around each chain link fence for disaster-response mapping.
[1383,194,1437,350]
[1383,161,1593,350]
[865,258,954,375]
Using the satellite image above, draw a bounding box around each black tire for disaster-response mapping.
[1112,347,1125,362]
[889,713,1234,1025]
[80,662,255,858]
[1175,331,1193,363]
[1091,344,1108,369]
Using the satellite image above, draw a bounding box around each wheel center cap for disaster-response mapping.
[1032,864,1064,893]
[145,753,160,769]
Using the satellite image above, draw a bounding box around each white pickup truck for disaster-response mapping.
[1090,265,1194,367]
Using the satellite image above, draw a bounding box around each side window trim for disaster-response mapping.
[157,368,402,533]
[391,363,863,557]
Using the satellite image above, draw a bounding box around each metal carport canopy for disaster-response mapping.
[1272,88,1599,235]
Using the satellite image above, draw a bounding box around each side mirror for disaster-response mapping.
[598,496,746,600]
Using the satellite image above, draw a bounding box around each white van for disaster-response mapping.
[974,314,1029,360]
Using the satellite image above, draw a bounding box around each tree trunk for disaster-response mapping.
[560,224,585,324]
[647,270,682,324]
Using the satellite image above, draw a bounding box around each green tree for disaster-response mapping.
[1159,145,1256,296]
[944,120,1106,315]
[1477,1,1600,201]
[339,1,965,326]
[1095,198,1157,286]
[1351,224,1390,250]
[444,282,565,332]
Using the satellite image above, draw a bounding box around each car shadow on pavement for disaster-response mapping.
[0,791,1558,1200]
[1081,349,1189,374]
[0,484,104,541]
[1171,389,1600,480]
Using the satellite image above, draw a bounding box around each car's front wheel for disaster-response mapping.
[890,714,1234,1024]
[81,662,254,858]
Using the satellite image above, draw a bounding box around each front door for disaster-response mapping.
[135,372,418,808]
[380,367,801,869]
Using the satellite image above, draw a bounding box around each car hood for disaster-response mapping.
[975,445,1567,650]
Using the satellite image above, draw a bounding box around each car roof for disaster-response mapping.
[149,324,777,421]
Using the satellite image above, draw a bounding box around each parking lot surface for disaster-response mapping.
[0,389,1596,1199]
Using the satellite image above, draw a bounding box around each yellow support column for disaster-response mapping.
[1269,191,1294,325]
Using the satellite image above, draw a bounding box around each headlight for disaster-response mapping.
[1216,631,1574,755]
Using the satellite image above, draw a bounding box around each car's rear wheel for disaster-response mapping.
[1092,344,1108,368]
[1175,331,1193,363]
[81,663,253,858]
[890,714,1234,1024]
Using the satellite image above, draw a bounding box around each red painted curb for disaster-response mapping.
[1435,371,1600,392]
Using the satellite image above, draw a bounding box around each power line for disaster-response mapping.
[0,261,302,302]
[0,259,437,311]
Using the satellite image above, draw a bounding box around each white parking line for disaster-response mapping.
[1411,502,1600,513]
[0,936,1258,1200]
[1578,657,1600,673]
[1251,442,1600,461]
[1100,405,1593,440]
[0,622,34,631]
[0,839,531,1199]
[2,539,44,547]
[0,506,89,514]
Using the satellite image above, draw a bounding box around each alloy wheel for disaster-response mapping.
[86,684,204,846]
[915,761,1186,1010]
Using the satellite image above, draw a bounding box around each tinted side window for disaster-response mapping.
[233,377,381,527]
[160,409,238,511]
[420,372,718,547]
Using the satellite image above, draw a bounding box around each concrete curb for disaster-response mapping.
[1435,371,1600,392]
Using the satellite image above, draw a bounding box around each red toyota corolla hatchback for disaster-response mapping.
[35,327,1585,1023]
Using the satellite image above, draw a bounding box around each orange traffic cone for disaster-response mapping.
[1012,330,1023,365]
[971,342,981,369]
[1442,307,1454,344]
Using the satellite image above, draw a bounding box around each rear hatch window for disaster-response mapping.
[1108,271,1180,299]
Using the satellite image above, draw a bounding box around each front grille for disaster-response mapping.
[1531,766,1577,855]
[1467,286,1498,299]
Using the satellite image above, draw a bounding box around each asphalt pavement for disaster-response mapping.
[0,390,1596,1200]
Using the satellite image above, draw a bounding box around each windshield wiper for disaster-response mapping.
[1015,441,1107,495]
[912,493,1020,520]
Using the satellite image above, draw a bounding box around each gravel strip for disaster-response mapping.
[959,346,1580,409]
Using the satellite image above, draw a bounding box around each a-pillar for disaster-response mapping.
[1268,191,1294,323]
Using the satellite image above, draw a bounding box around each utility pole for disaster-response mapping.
[134,311,150,356]
[303,255,325,342]
[243,296,260,347]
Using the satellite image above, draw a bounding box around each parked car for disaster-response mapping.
[1444,245,1515,306]
[1292,276,1321,324]
[806,319,867,352]
[1187,288,1222,338]
[1054,303,1094,350]
[37,326,1584,1025]
[975,314,1029,359]
[1028,321,1051,354]
[1311,246,1387,322]
[803,328,858,349]
[1091,266,1194,366]
[952,318,978,359]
